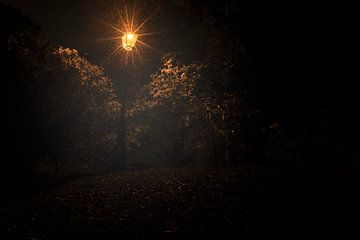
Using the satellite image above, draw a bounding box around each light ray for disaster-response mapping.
[131,4,136,33]
[99,3,159,66]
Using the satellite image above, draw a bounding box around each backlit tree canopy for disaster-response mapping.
[127,54,253,167]
[6,23,122,176]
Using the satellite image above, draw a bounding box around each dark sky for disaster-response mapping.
[0,0,268,60]
[0,0,181,81]
[0,0,281,60]
[1,0,113,57]
[1,0,300,122]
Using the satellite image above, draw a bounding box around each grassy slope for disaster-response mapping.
[1,167,359,239]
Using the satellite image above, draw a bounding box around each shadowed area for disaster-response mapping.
[1,0,358,239]
[1,168,359,239]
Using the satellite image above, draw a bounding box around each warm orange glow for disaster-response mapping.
[122,32,138,51]
[100,4,158,65]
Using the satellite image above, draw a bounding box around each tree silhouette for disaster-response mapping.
[1,4,121,186]
[127,54,254,167]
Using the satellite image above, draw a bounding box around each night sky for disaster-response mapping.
[1,1,359,239]
[0,0,284,63]
[1,0,298,108]
[1,0,110,54]
[1,0,305,145]
[2,1,354,167]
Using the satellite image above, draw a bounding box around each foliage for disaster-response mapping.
[26,46,122,174]
[128,54,252,167]
[37,47,121,172]
[1,3,47,187]
[2,3,121,179]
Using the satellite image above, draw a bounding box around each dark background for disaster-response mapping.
[2,0,358,173]
[1,1,359,239]
[1,0,303,131]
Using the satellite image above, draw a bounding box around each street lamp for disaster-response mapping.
[122,32,138,51]
[106,5,156,170]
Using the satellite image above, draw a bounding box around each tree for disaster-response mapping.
[32,47,121,177]
[128,53,252,167]
[2,3,121,182]
[1,3,47,189]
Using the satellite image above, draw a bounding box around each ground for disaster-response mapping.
[1,167,359,239]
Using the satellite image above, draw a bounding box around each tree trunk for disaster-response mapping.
[176,128,185,166]
[111,67,133,171]
[113,109,127,171]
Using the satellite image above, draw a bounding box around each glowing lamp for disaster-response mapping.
[122,32,138,51]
